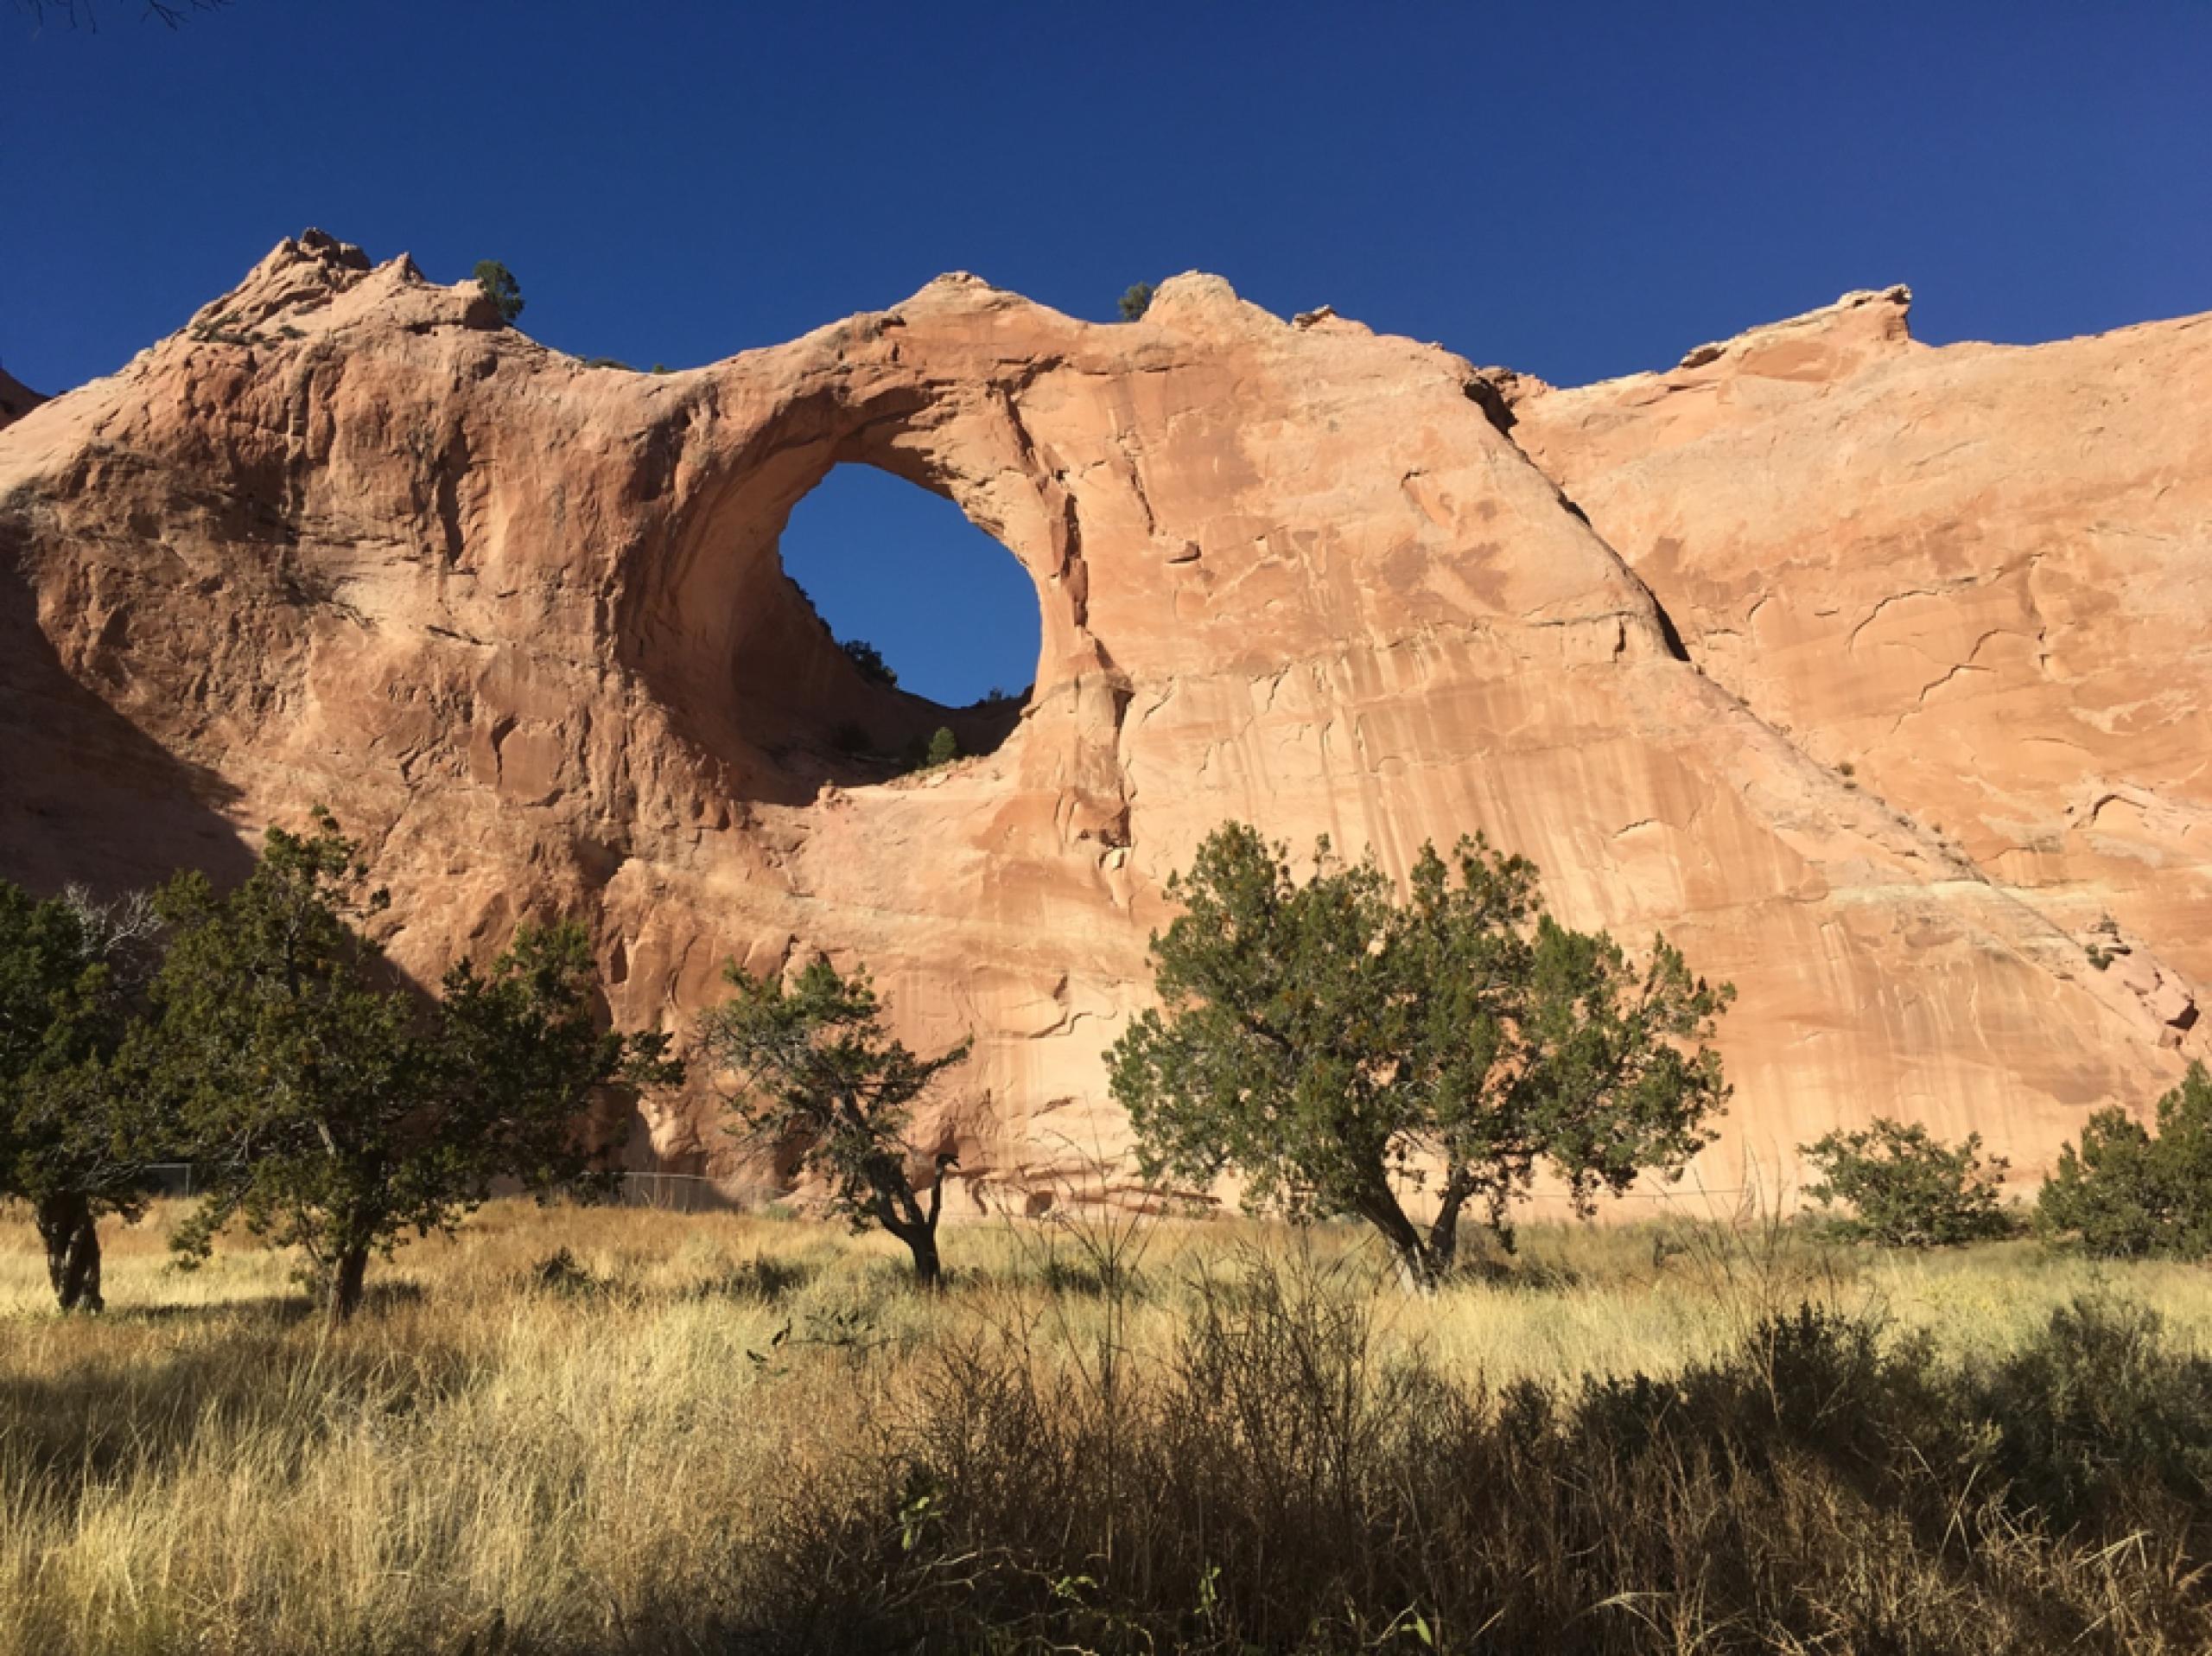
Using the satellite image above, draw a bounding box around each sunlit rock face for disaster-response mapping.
[0,232,2199,1212]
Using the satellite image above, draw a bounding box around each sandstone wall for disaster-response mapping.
[1,233,2199,1214]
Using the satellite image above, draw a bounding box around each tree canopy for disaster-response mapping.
[472,259,526,326]
[147,812,676,1317]
[0,882,162,1309]
[1800,1118,2019,1247]
[1109,824,1732,1284]
[2037,1062,2212,1258]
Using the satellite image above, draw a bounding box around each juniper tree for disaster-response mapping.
[1800,1118,2019,1247]
[702,958,969,1287]
[1109,824,1732,1287]
[2037,1062,2212,1258]
[472,259,525,325]
[0,882,163,1310]
[149,812,676,1319]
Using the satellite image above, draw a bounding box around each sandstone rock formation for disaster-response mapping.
[0,232,2200,1214]
[1498,287,2212,1054]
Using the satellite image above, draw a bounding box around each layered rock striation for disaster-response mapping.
[0,232,2200,1210]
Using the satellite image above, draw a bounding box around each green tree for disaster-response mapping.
[1108,825,1732,1286]
[472,259,526,326]
[149,812,676,1319]
[841,637,898,689]
[1799,1118,2019,1246]
[0,882,163,1310]
[2037,1063,2212,1258]
[925,727,959,767]
[701,958,969,1287]
[1118,282,1155,322]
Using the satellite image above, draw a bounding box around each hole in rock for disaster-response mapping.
[774,464,1039,778]
[782,465,1039,709]
[624,447,1052,802]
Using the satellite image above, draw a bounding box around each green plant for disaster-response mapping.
[0,882,164,1309]
[924,727,958,767]
[1799,1117,2020,1246]
[2038,1062,2212,1257]
[1108,824,1732,1285]
[698,958,969,1287]
[146,811,677,1318]
[472,259,525,326]
[840,637,898,688]
[1118,282,1154,322]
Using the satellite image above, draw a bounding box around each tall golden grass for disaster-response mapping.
[3,1199,2209,1653]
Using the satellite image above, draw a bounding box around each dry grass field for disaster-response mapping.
[4,1199,2212,1654]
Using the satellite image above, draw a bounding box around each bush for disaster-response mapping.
[1799,1117,2020,1246]
[472,259,525,326]
[840,638,898,689]
[924,727,957,767]
[2038,1061,2212,1256]
[742,1265,2212,1653]
[1118,282,1154,322]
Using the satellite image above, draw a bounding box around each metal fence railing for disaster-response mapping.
[139,1164,746,1213]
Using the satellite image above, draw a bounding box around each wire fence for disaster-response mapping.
[140,1165,747,1213]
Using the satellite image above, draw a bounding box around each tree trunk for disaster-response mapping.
[1352,1181,1446,1292]
[905,1225,944,1290]
[328,1243,372,1322]
[36,1193,104,1313]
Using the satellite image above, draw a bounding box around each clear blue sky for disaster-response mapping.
[6,1,2208,704]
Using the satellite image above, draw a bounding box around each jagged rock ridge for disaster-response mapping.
[0,232,2200,1210]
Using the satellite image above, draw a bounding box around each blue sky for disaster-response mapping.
[6,1,2208,704]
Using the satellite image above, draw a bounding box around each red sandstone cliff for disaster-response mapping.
[0,232,2199,1210]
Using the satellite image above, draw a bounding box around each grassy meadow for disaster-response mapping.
[4,1199,2212,1654]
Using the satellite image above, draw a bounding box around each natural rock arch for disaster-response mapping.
[0,232,2201,1213]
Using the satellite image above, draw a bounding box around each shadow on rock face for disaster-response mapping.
[0,557,254,899]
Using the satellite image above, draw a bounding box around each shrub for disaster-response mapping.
[840,638,898,689]
[2038,1062,2212,1256]
[924,727,958,767]
[1118,282,1154,322]
[1798,1117,2020,1246]
[472,259,525,325]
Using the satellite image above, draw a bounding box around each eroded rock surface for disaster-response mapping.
[0,233,2199,1212]
[1502,287,2212,1062]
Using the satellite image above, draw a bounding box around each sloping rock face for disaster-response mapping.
[0,232,2196,1210]
[1501,289,2212,1065]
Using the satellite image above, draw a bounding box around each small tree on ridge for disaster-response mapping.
[473,259,525,326]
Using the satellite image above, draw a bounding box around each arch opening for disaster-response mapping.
[781,462,1040,716]
[623,433,1053,802]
